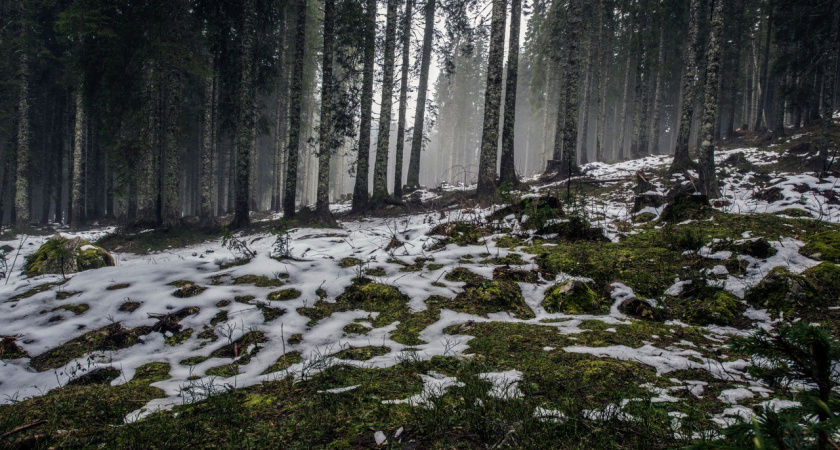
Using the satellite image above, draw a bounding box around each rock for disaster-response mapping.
[659,193,711,222]
[745,266,819,311]
[23,234,115,277]
[802,262,840,307]
[739,238,776,259]
[618,297,658,320]
[543,280,605,314]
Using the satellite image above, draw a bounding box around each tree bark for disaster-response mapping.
[231,0,256,228]
[500,0,522,186]
[200,60,217,226]
[372,0,400,203]
[475,0,507,198]
[819,0,840,170]
[272,13,289,213]
[617,46,633,160]
[558,0,583,178]
[284,0,308,218]
[650,27,666,155]
[315,0,335,221]
[753,6,772,131]
[71,89,85,231]
[669,0,700,172]
[162,70,181,227]
[352,0,377,210]
[698,0,724,198]
[405,0,436,191]
[15,46,30,226]
[595,0,609,162]
[579,11,595,166]
[393,0,413,198]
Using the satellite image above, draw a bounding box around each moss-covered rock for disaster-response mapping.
[684,290,742,326]
[542,280,606,314]
[452,280,534,319]
[267,288,302,301]
[801,231,840,263]
[802,262,840,306]
[444,267,487,283]
[23,235,115,277]
[745,266,819,311]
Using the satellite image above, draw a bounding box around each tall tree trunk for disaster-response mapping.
[71,89,85,231]
[558,0,583,179]
[352,0,377,210]
[162,70,181,227]
[771,68,787,138]
[595,0,609,162]
[405,0,436,191]
[475,0,507,198]
[315,0,335,220]
[499,0,522,186]
[650,27,666,155]
[284,0,308,218]
[232,0,256,228]
[669,0,700,172]
[393,0,413,198]
[200,61,217,226]
[753,6,772,131]
[630,5,649,160]
[273,16,289,212]
[617,49,633,160]
[372,0,400,203]
[698,0,724,198]
[820,0,840,170]
[15,47,30,226]
[580,13,595,166]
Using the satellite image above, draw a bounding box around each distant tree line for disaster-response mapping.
[0,0,837,228]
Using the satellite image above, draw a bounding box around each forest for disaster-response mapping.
[2,0,840,448]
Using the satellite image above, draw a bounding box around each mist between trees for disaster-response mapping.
[0,0,837,227]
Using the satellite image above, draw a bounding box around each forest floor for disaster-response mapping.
[1,125,840,448]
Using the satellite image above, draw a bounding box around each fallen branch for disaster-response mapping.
[1,419,48,438]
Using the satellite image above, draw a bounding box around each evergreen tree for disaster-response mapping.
[476,0,507,199]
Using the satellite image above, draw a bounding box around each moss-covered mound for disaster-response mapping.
[659,194,711,222]
[267,288,302,301]
[30,324,151,371]
[802,262,840,306]
[745,266,819,311]
[489,196,564,230]
[445,267,487,283]
[428,222,487,248]
[23,235,115,277]
[537,217,608,242]
[801,231,840,262]
[452,280,534,319]
[665,288,743,326]
[542,280,606,314]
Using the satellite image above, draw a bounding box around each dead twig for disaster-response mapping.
[1,418,48,438]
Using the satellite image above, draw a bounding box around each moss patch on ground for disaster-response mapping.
[233,275,285,288]
[333,346,390,361]
[543,281,606,314]
[267,288,302,301]
[29,323,151,371]
[801,230,840,262]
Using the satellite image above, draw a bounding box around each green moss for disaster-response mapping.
[542,281,606,314]
[267,288,302,301]
[256,303,286,322]
[9,280,67,301]
[216,299,232,308]
[427,263,444,271]
[339,257,362,268]
[343,323,370,335]
[261,352,303,374]
[55,290,81,300]
[492,266,540,283]
[30,323,151,371]
[802,262,840,306]
[169,281,207,298]
[0,337,28,359]
[206,364,239,377]
[494,235,526,248]
[444,267,486,283]
[106,283,131,290]
[480,253,527,265]
[119,301,141,312]
[132,362,172,384]
[745,266,819,312]
[197,327,218,343]
[211,310,229,325]
[165,329,194,346]
[51,304,90,315]
[451,280,534,319]
[233,275,285,288]
[287,334,303,345]
[218,257,251,270]
[235,295,255,304]
[23,237,115,277]
[428,222,487,249]
[802,231,840,262]
[180,356,209,366]
[365,267,386,277]
[333,346,389,361]
[210,331,267,359]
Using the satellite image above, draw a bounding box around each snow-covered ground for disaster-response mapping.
[1,143,836,427]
